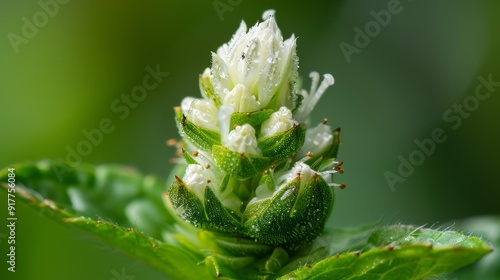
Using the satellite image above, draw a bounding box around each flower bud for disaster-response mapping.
[243,162,334,249]
[181,97,219,131]
[199,68,220,106]
[223,84,261,112]
[260,107,297,138]
[182,164,208,200]
[166,164,243,233]
[226,124,261,155]
[258,108,305,161]
[298,120,333,159]
[211,10,298,111]
[213,124,269,179]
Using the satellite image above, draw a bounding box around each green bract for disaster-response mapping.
[243,163,334,249]
[166,9,340,250]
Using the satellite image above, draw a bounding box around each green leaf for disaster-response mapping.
[277,223,383,277]
[0,160,209,279]
[69,217,210,279]
[264,247,290,273]
[1,161,171,233]
[279,225,492,280]
[212,234,275,257]
[449,216,500,280]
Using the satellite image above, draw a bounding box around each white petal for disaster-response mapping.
[211,52,232,100]
[223,84,260,112]
[219,20,248,59]
[181,97,196,114]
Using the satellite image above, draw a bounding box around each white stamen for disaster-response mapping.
[295,73,335,123]
[309,72,320,98]
[306,74,334,116]
[297,156,310,163]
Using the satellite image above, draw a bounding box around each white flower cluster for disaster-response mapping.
[181,10,334,158]
[167,9,342,248]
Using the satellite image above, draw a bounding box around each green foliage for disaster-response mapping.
[279,226,492,280]
[0,161,208,279]
[0,161,492,280]
[449,216,500,280]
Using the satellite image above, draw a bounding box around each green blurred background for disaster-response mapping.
[1,0,499,279]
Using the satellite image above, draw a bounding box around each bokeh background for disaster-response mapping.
[1,0,499,279]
